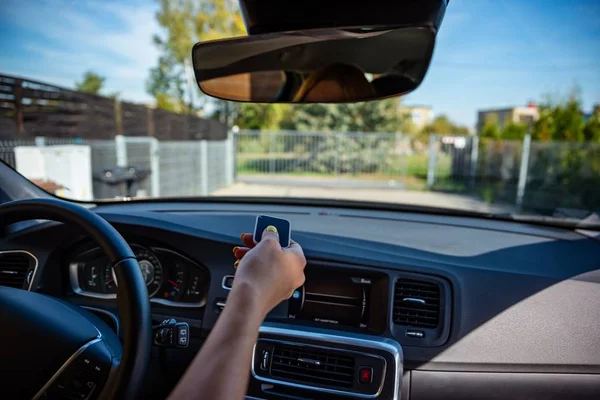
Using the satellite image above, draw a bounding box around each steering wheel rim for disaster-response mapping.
[0,198,151,400]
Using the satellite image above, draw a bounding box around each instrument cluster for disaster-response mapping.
[69,244,209,307]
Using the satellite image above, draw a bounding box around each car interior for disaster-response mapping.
[1,1,599,400]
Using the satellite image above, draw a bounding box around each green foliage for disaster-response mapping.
[235,104,286,130]
[480,114,501,139]
[280,99,401,133]
[75,71,105,95]
[583,112,600,141]
[532,92,586,141]
[501,122,527,140]
[146,56,187,112]
[422,114,470,136]
[148,0,245,114]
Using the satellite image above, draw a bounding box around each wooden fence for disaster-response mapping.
[0,74,226,140]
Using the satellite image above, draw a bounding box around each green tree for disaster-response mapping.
[422,114,469,136]
[532,90,585,141]
[280,99,402,133]
[235,103,285,130]
[480,114,501,139]
[75,71,105,95]
[583,112,600,141]
[501,122,527,140]
[148,0,245,115]
[146,56,186,112]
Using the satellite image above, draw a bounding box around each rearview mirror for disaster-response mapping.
[192,27,435,103]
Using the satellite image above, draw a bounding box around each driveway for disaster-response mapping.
[212,181,515,214]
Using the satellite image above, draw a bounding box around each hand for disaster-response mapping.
[231,226,306,316]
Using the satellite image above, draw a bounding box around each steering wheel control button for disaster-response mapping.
[406,330,425,338]
[359,366,373,384]
[222,275,234,290]
[77,355,94,371]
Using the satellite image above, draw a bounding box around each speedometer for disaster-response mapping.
[103,246,163,297]
[134,247,163,297]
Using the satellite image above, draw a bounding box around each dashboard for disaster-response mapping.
[2,200,600,399]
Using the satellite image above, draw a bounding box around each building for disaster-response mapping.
[399,105,433,129]
[476,102,539,134]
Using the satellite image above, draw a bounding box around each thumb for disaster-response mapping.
[261,225,280,244]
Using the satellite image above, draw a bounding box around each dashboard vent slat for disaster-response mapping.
[271,344,355,388]
[0,253,33,289]
[393,278,441,329]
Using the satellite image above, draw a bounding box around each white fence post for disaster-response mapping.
[516,134,531,209]
[199,140,208,195]
[269,132,275,175]
[334,132,341,178]
[427,134,438,188]
[115,135,127,167]
[225,131,235,186]
[469,135,479,190]
[35,137,46,146]
[150,137,160,197]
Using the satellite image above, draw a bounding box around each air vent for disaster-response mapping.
[393,278,441,328]
[0,252,34,289]
[271,344,355,388]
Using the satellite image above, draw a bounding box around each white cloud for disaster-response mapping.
[2,0,161,104]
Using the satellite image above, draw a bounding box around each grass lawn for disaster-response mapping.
[236,152,451,191]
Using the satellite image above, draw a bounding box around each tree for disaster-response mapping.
[532,89,585,142]
[146,56,186,112]
[235,103,285,130]
[148,0,245,116]
[501,122,527,140]
[480,114,501,139]
[422,114,470,136]
[75,71,105,95]
[280,99,402,133]
[583,112,600,142]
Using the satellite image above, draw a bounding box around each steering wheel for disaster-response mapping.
[0,198,151,400]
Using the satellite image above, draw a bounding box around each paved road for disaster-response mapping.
[212,181,515,214]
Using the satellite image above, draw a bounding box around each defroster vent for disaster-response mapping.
[271,344,355,388]
[393,278,441,328]
[0,252,35,289]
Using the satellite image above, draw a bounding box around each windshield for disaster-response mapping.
[1,0,599,223]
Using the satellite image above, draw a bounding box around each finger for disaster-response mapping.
[284,242,306,262]
[232,246,250,259]
[240,233,256,248]
[261,225,281,247]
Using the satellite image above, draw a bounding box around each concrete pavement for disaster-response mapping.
[212,182,515,214]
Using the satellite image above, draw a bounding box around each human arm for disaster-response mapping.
[168,226,306,400]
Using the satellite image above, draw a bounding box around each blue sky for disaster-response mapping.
[1,0,599,128]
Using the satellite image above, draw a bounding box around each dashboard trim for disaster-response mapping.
[252,325,403,399]
[221,274,234,290]
[0,249,39,291]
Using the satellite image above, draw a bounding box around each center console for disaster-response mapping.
[245,264,402,399]
[248,326,403,400]
[284,266,389,335]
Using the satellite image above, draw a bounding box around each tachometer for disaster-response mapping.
[159,262,187,301]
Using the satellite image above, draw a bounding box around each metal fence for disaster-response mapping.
[0,135,234,200]
[234,130,600,212]
[234,130,412,186]
[2,130,599,214]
